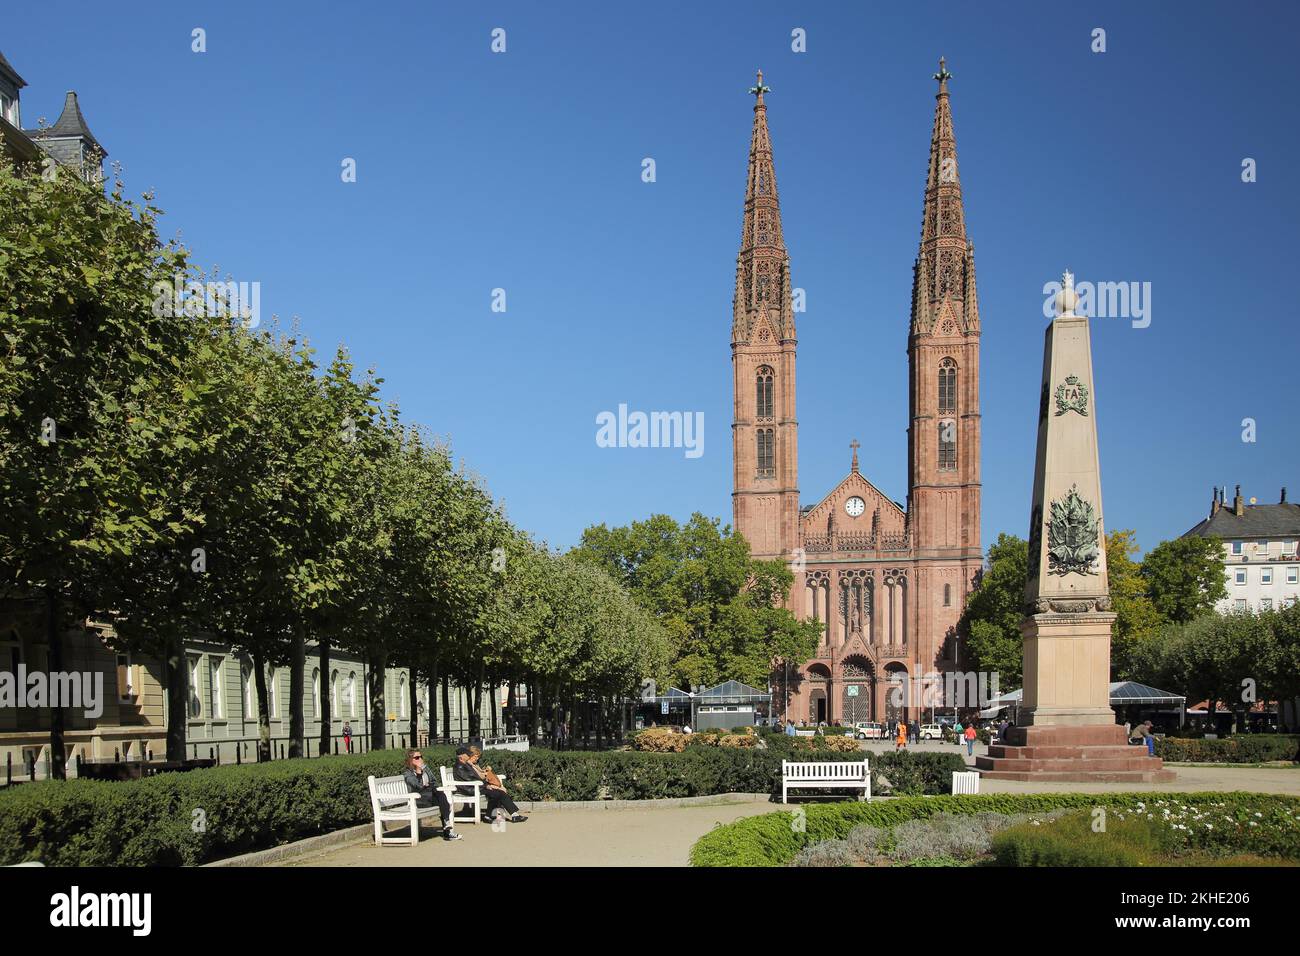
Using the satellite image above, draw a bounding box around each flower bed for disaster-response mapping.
[689,792,1300,867]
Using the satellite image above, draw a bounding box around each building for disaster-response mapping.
[731,63,983,727]
[1183,485,1300,613]
[0,47,105,182]
[1,610,508,782]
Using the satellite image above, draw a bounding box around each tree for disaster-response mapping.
[1140,535,1227,623]
[957,534,1027,686]
[1107,529,1163,680]
[0,159,197,775]
[572,513,815,690]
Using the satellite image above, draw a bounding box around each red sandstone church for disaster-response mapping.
[730,63,982,727]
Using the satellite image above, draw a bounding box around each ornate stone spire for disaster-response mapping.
[911,57,978,335]
[850,439,860,473]
[733,70,795,343]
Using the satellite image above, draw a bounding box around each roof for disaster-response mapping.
[696,679,770,701]
[0,49,26,88]
[1183,501,1300,541]
[26,90,104,155]
[990,682,1185,706]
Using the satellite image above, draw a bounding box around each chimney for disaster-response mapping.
[1210,485,1220,517]
[1234,484,1245,517]
[1283,487,1288,504]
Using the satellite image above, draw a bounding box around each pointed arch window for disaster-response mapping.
[938,358,957,414]
[938,419,957,471]
[757,428,775,478]
[756,366,774,420]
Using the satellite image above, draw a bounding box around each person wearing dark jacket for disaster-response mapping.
[454,745,527,823]
[402,749,461,841]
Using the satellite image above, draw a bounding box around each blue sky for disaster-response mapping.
[8,1,1297,556]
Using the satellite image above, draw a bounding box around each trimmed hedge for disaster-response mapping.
[688,791,1300,867]
[1155,734,1300,764]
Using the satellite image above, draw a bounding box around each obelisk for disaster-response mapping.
[978,272,1173,781]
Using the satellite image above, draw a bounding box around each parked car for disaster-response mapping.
[919,723,943,740]
[853,721,884,739]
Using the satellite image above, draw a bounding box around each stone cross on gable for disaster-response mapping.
[850,439,860,472]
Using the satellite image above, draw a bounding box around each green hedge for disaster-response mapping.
[1155,734,1300,764]
[688,791,1300,867]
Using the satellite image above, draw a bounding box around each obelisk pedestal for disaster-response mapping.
[977,272,1173,782]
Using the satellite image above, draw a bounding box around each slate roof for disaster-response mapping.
[26,90,104,154]
[0,49,26,88]
[1183,502,1300,540]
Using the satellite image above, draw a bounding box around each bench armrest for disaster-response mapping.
[376,793,419,809]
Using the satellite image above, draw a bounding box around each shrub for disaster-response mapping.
[845,824,885,864]
[992,811,1171,867]
[790,838,854,867]
[1155,734,1300,764]
[631,728,689,753]
[689,792,1300,867]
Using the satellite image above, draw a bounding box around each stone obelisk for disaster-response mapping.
[978,272,1173,781]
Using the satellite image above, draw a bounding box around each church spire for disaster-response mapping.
[733,70,794,343]
[912,57,977,335]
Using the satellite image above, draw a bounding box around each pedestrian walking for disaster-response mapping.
[343,721,353,754]
[895,720,907,751]
[963,722,977,757]
[953,720,964,747]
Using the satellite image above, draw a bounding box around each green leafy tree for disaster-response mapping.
[1140,535,1227,623]
[958,534,1027,686]
[1107,529,1163,680]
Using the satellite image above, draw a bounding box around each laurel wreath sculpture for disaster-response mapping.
[1046,484,1100,575]
[1054,375,1089,416]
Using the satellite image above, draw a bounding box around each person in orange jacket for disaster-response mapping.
[963,721,978,757]
[895,720,907,751]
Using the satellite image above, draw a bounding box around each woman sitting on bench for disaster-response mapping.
[403,749,462,841]
[454,745,528,824]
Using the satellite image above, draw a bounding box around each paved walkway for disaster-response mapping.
[292,799,776,868]
[288,760,1300,868]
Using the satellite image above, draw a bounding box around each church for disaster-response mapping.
[730,62,983,727]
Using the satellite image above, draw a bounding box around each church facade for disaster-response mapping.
[730,64,982,726]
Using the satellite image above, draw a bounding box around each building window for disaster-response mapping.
[266,668,277,718]
[757,428,775,477]
[1235,568,1247,586]
[116,653,136,703]
[331,670,340,716]
[938,359,957,414]
[756,367,774,419]
[1258,541,1271,556]
[1284,540,1296,556]
[938,420,957,471]
[1234,599,1247,611]
[209,658,224,719]
[943,583,952,607]
[1262,568,1273,585]
[1231,541,1243,555]
[1261,598,1273,611]
[312,668,321,719]
[346,672,357,718]
[1288,567,1298,585]
[188,657,202,719]
[242,664,253,717]
[399,674,408,720]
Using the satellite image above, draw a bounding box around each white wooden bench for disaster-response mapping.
[367,774,454,847]
[951,771,981,795]
[439,765,509,824]
[781,760,871,803]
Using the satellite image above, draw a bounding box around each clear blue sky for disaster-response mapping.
[9,1,1298,556]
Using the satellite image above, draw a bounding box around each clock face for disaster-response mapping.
[845,496,865,517]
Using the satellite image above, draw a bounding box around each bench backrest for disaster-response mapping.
[782,760,869,779]
[439,766,456,788]
[368,774,409,807]
[951,771,980,795]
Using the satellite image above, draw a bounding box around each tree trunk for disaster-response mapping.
[441,674,451,740]
[407,669,419,749]
[288,627,305,758]
[506,681,517,735]
[428,661,438,742]
[317,632,332,755]
[490,673,499,737]
[530,672,540,741]
[164,631,187,762]
[252,651,271,762]
[367,649,387,749]
[46,589,66,779]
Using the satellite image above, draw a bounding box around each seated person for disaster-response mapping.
[402,749,461,841]
[453,745,527,823]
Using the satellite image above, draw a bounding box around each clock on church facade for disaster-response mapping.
[730,63,983,726]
